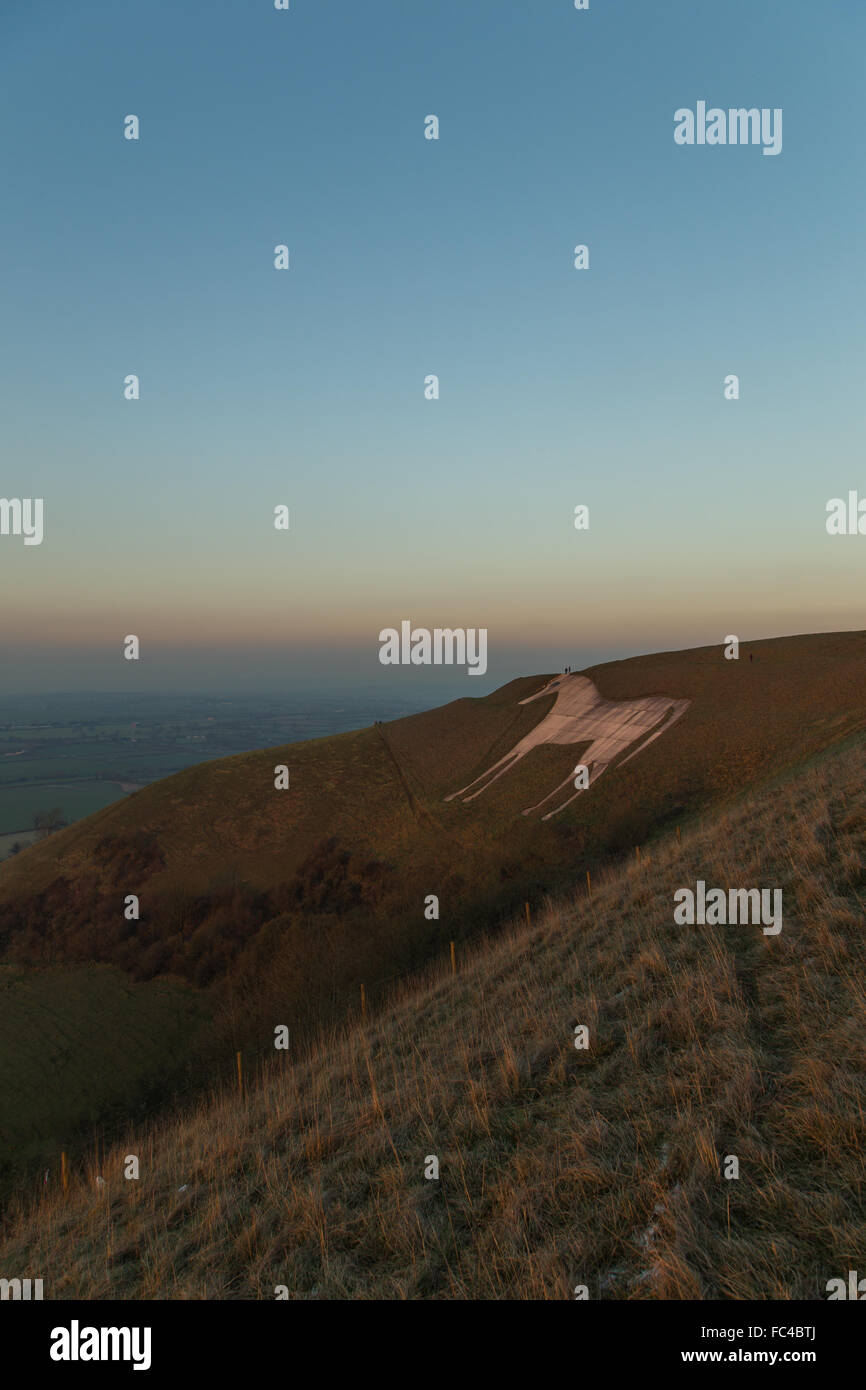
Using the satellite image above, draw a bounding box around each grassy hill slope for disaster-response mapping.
[4,633,866,965]
[0,965,211,1186]
[2,631,865,1204]
[3,726,864,1299]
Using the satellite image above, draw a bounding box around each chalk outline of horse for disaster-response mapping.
[445,674,690,820]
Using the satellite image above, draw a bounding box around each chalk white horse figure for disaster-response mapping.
[445,673,690,820]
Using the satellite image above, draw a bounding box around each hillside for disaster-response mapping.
[4,634,866,975]
[2,630,866,1194]
[0,963,211,1179]
[3,726,865,1298]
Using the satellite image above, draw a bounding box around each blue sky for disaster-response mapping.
[1,0,864,693]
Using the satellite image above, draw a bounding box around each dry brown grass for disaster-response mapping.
[3,737,866,1299]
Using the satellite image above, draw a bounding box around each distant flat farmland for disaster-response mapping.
[0,750,187,787]
[0,830,40,859]
[0,690,450,854]
[0,781,132,839]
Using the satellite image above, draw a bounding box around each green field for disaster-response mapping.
[0,781,131,837]
[0,831,38,861]
[0,752,178,787]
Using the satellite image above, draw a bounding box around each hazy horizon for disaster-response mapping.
[4,621,864,698]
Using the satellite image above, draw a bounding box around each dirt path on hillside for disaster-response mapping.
[374,721,427,823]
